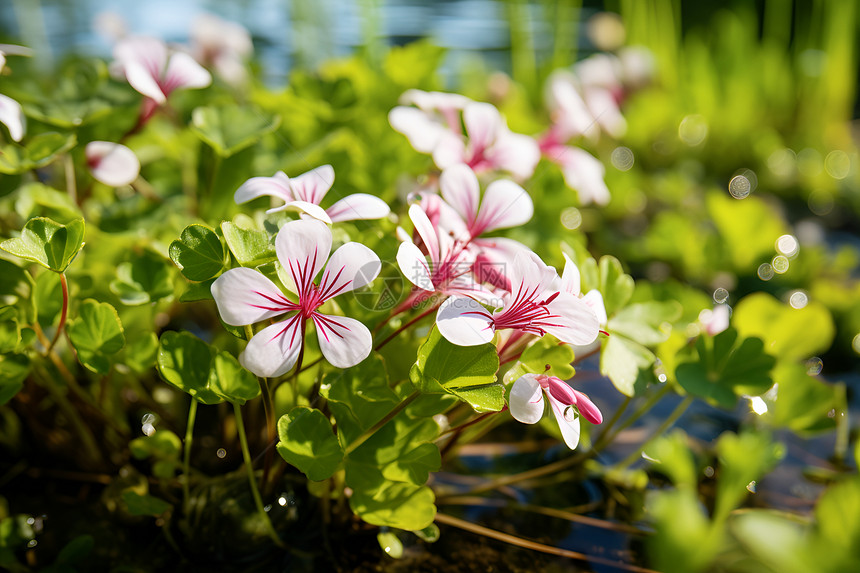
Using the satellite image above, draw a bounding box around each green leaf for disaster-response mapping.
[600,334,655,396]
[209,351,260,405]
[377,531,404,559]
[121,491,172,516]
[598,256,634,317]
[707,192,789,271]
[168,224,225,281]
[0,353,29,405]
[733,292,835,362]
[504,335,576,384]
[190,106,281,157]
[0,217,85,272]
[714,430,783,521]
[409,326,503,412]
[54,535,94,564]
[0,259,35,323]
[813,476,860,565]
[110,250,174,306]
[179,278,216,302]
[34,269,62,326]
[676,329,776,408]
[221,220,276,267]
[129,430,181,461]
[156,331,222,404]
[645,429,698,490]
[0,308,21,354]
[276,407,344,481]
[122,332,159,373]
[0,133,77,174]
[768,363,838,434]
[349,482,436,530]
[608,301,682,346]
[67,299,125,374]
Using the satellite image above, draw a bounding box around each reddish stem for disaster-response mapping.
[46,273,69,355]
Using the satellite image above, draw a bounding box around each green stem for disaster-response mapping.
[590,383,673,458]
[612,395,694,471]
[234,402,284,547]
[64,154,77,204]
[46,272,68,356]
[182,399,198,516]
[344,390,421,456]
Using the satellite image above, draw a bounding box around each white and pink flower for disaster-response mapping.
[86,141,140,187]
[509,372,602,450]
[0,93,24,142]
[435,250,600,347]
[234,164,390,224]
[112,36,212,105]
[211,219,381,377]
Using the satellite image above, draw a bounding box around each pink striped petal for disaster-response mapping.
[234,171,292,205]
[114,37,168,103]
[326,194,390,222]
[548,72,595,140]
[288,164,334,205]
[542,292,600,346]
[436,296,495,346]
[312,313,372,368]
[275,219,332,298]
[509,374,544,424]
[472,179,533,234]
[396,241,434,292]
[318,242,381,302]
[211,267,297,326]
[123,60,167,103]
[584,87,626,138]
[242,316,303,377]
[440,164,480,225]
[547,391,581,449]
[508,251,558,303]
[86,141,140,187]
[0,94,25,142]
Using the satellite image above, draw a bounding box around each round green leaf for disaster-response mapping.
[409,326,502,412]
[191,106,281,157]
[220,220,276,267]
[209,351,260,405]
[110,250,174,306]
[156,331,222,405]
[67,299,126,374]
[0,353,30,405]
[349,482,436,530]
[276,407,344,481]
[168,224,225,281]
[0,217,85,272]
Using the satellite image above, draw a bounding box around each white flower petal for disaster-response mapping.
[211,267,295,326]
[388,106,447,153]
[509,374,545,424]
[270,200,333,224]
[507,250,558,302]
[162,51,212,94]
[288,164,334,205]
[85,141,140,187]
[407,204,440,265]
[313,313,372,368]
[582,290,607,326]
[485,130,540,180]
[463,102,501,152]
[396,241,434,292]
[436,296,495,346]
[473,179,533,234]
[547,392,581,449]
[326,194,390,222]
[123,60,167,103]
[584,87,626,138]
[560,253,581,296]
[318,242,381,301]
[0,94,26,142]
[440,163,480,225]
[234,171,292,205]
[275,219,332,298]
[542,292,601,346]
[242,317,303,377]
[556,146,610,206]
[432,132,467,170]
